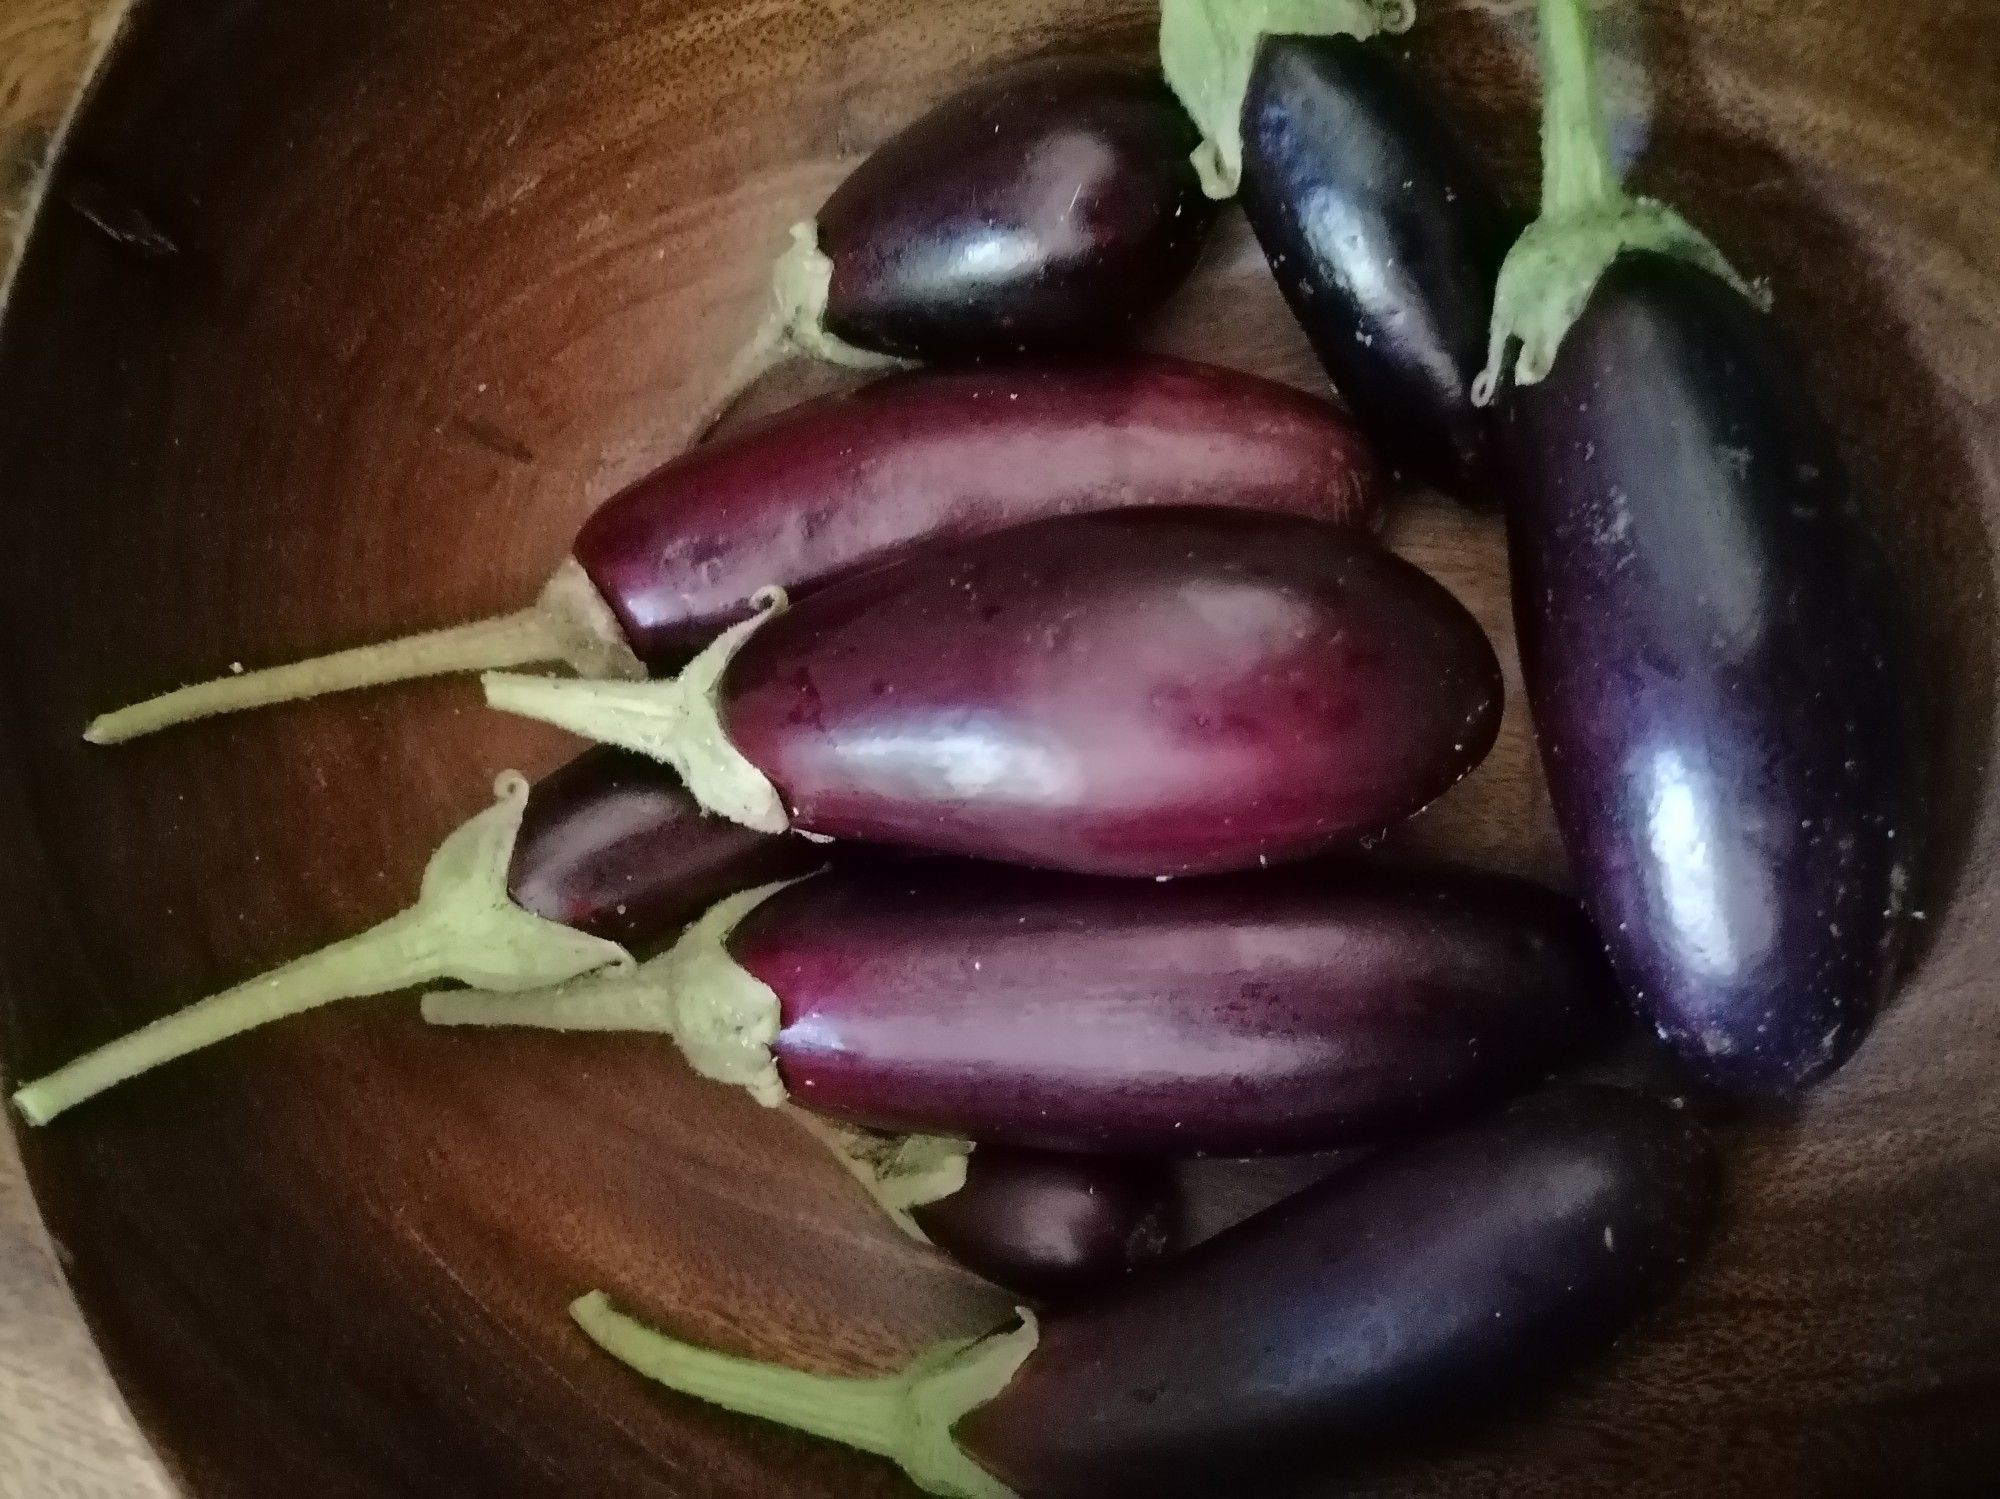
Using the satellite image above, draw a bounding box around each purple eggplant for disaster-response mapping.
[569,1086,1718,1498]
[85,359,1376,743]
[1159,1,1510,494]
[9,751,814,1125]
[422,858,1606,1154]
[909,1149,1176,1303]
[810,59,1212,361]
[480,508,1502,878]
[1475,0,1912,1096]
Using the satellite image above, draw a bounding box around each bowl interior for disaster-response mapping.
[1,1,1997,1495]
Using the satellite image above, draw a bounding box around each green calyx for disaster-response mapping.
[789,1110,974,1242]
[1161,0,1415,199]
[572,1292,1037,1499]
[1473,0,1762,404]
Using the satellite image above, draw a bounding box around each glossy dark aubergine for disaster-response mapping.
[1240,35,1515,496]
[507,748,820,949]
[86,359,1375,743]
[911,1148,1177,1301]
[818,59,1212,358]
[585,360,1377,667]
[1501,252,1911,1097]
[958,1087,1718,1498]
[730,858,1604,1153]
[720,508,1501,876]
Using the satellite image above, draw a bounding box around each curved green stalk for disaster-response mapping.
[11,775,632,1125]
[1161,0,1416,199]
[483,589,790,834]
[572,1292,1035,1499]
[1473,0,1761,404]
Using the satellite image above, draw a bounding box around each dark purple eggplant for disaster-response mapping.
[422,858,1606,1154]
[86,358,1375,743]
[910,1149,1176,1302]
[1237,32,1516,493]
[1475,0,1912,1096]
[10,751,814,1125]
[481,508,1502,878]
[810,59,1212,361]
[569,1086,1718,1498]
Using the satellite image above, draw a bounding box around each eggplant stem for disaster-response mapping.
[422,878,804,1107]
[1472,0,1761,404]
[83,559,643,745]
[1160,0,1416,200]
[10,774,631,1125]
[482,588,791,834]
[572,1291,1035,1499]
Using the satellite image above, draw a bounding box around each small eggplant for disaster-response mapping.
[86,358,1375,743]
[1160,1,1512,494]
[9,750,813,1125]
[422,857,1604,1154]
[479,508,1502,877]
[1475,0,1912,1096]
[568,1086,1718,1499]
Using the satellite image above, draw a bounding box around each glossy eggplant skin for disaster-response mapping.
[1500,253,1911,1098]
[506,748,820,949]
[818,60,1212,358]
[731,859,1604,1153]
[721,508,1500,877]
[957,1087,1718,1498]
[1240,35,1515,496]
[572,358,1377,667]
[911,1148,1176,1302]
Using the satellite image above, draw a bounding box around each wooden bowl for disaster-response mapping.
[1,1,1995,1494]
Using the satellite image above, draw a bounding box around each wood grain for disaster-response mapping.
[0,8,168,1497]
[0,1,1995,1498]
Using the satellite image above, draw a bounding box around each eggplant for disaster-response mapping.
[9,750,813,1125]
[422,857,1605,1154]
[1474,0,1912,1095]
[697,58,1214,426]
[569,1086,1718,1498]
[480,508,1502,877]
[909,1149,1175,1303]
[1160,1,1510,494]
[85,358,1375,743]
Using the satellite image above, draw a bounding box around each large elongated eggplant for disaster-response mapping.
[570,1086,1718,1498]
[482,508,1502,879]
[424,858,1606,1154]
[1475,0,1913,1096]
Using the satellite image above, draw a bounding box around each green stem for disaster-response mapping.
[572,1292,1035,1499]
[11,775,631,1125]
[84,560,643,745]
[482,588,791,834]
[1539,0,1618,217]
[1472,0,1761,404]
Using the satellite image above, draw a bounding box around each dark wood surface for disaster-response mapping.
[0,1,1995,1495]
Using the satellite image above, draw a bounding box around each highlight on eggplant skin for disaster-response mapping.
[911,1149,1178,1302]
[1481,0,1914,1097]
[1239,33,1515,495]
[570,1087,1718,1499]
[816,59,1214,359]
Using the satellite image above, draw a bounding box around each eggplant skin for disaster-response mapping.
[1240,35,1515,497]
[506,748,817,948]
[910,1148,1175,1302]
[959,1087,1718,1498]
[1500,252,1912,1098]
[818,60,1210,358]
